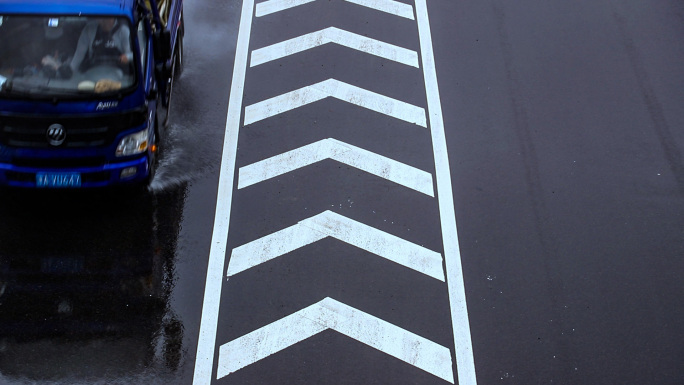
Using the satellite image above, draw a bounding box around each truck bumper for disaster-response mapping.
[0,156,149,188]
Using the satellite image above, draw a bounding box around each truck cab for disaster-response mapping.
[0,0,184,188]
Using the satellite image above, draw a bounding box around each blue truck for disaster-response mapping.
[0,0,184,188]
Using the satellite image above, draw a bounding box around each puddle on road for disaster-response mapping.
[149,119,223,193]
[149,42,231,194]
[0,186,188,385]
[0,1,237,382]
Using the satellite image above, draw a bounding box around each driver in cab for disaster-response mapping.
[70,17,133,74]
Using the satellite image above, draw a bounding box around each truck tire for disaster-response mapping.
[138,123,159,191]
[148,125,160,182]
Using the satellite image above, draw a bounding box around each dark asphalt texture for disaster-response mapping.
[0,0,683,384]
[440,1,684,383]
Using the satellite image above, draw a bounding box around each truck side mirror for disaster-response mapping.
[153,29,171,63]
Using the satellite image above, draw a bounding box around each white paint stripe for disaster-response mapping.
[192,0,254,383]
[243,84,328,126]
[345,0,414,20]
[251,27,419,67]
[238,139,339,189]
[255,0,316,17]
[305,211,444,280]
[244,79,427,126]
[238,138,434,196]
[414,0,477,384]
[217,306,327,377]
[228,210,445,280]
[218,298,454,382]
[313,298,453,383]
[329,139,433,196]
[318,79,427,126]
[226,221,327,277]
[255,0,414,19]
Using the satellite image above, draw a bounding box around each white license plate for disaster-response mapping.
[36,172,82,188]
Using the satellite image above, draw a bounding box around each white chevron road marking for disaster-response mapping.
[256,0,415,19]
[345,0,415,19]
[197,0,478,382]
[217,297,454,383]
[238,138,434,195]
[256,0,317,17]
[227,210,445,281]
[251,27,419,67]
[243,79,427,126]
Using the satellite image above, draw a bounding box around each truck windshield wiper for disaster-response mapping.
[0,80,89,100]
[44,86,93,96]
[0,79,44,99]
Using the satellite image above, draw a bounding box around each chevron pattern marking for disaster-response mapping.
[251,27,419,67]
[243,79,427,126]
[255,0,415,19]
[238,138,434,195]
[227,210,445,281]
[217,297,454,383]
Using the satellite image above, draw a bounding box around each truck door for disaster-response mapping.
[136,17,152,98]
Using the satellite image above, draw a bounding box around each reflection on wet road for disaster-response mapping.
[0,189,185,384]
[0,1,237,383]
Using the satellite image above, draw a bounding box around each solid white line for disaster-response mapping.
[250,27,419,67]
[238,138,434,196]
[243,79,427,126]
[255,0,414,19]
[217,297,454,382]
[255,0,316,17]
[345,0,414,20]
[414,0,477,384]
[227,210,445,281]
[192,0,254,383]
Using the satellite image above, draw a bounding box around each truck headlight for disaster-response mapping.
[116,130,149,157]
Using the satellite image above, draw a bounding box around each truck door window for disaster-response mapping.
[137,20,148,71]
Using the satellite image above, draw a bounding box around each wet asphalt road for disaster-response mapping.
[1,0,684,384]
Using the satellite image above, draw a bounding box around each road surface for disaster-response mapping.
[0,0,682,384]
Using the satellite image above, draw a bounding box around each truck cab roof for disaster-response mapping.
[0,0,136,17]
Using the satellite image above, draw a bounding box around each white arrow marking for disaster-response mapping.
[251,27,419,67]
[256,0,414,19]
[217,297,454,383]
[238,138,434,195]
[244,79,427,127]
[227,210,445,281]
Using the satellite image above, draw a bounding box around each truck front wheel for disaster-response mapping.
[143,125,160,188]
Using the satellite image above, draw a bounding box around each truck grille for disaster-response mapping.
[3,125,110,147]
[0,109,147,149]
[11,156,106,168]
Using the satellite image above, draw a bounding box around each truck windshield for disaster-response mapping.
[0,15,136,99]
